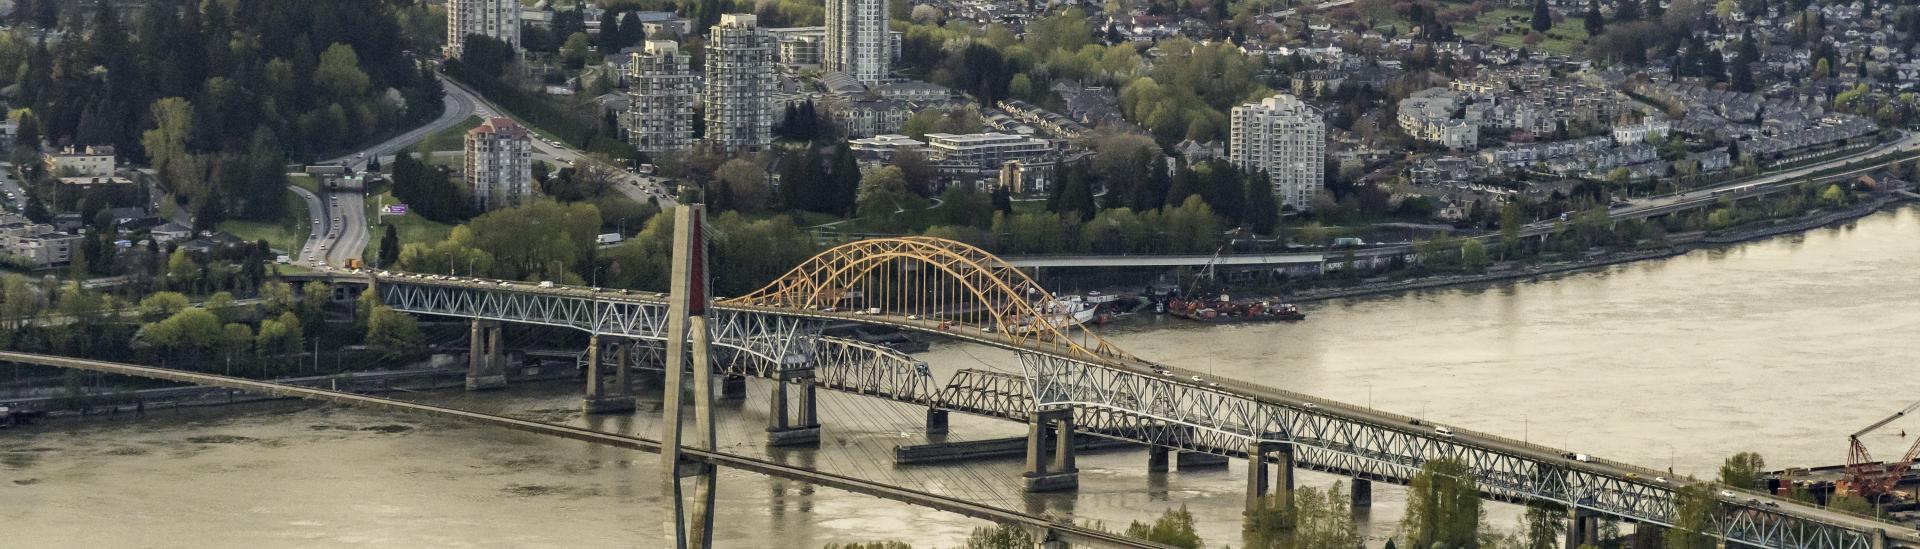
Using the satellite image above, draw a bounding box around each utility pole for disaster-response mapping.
[660,204,716,549]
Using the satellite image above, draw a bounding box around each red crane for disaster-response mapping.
[1846,398,1920,498]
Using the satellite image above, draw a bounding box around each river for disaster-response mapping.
[4,206,1920,548]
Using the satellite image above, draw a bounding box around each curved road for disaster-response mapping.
[297,77,481,269]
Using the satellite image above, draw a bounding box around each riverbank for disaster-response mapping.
[1283,193,1912,304]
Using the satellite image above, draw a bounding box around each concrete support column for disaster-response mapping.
[1051,412,1075,474]
[583,336,636,414]
[465,319,506,390]
[766,371,820,446]
[1871,529,1887,549]
[1147,446,1170,473]
[1274,444,1294,514]
[719,374,747,401]
[1246,444,1272,513]
[1565,507,1600,549]
[925,408,950,435]
[1022,408,1077,492]
[1350,478,1373,508]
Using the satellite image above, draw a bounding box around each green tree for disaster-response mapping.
[365,305,423,354]
[856,166,913,229]
[1461,239,1490,272]
[1515,502,1566,549]
[141,97,196,193]
[959,525,1032,549]
[1532,0,1553,32]
[1584,0,1606,36]
[379,224,401,268]
[1499,201,1526,257]
[1403,457,1483,549]
[1125,505,1204,548]
[1665,483,1719,549]
[1718,452,1765,489]
[315,43,371,100]
[139,291,191,321]
[1245,482,1363,549]
[1820,184,1845,207]
[256,311,305,356]
[203,291,238,323]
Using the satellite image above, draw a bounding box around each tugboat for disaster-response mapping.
[1166,294,1306,323]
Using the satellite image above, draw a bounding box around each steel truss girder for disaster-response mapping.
[600,336,933,400]
[378,280,817,367]
[1016,352,1881,549]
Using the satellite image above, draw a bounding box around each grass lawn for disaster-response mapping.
[419,115,484,153]
[1455,8,1590,56]
[362,191,455,259]
[289,173,319,194]
[219,186,310,256]
[1371,7,1590,57]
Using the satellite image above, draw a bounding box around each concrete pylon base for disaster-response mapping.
[581,395,637,414]
[766,425,821,446]
[465,374,507,391]
[1022,471,1079,492]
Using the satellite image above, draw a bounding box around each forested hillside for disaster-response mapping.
[0,0,444,222]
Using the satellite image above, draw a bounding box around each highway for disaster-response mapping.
[0,351,1166,549]
[342,270,1919,547]
[296,76,482,269]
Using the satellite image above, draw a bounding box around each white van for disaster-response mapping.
[1434,426,1454,437]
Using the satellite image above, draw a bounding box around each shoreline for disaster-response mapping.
[1283,194,1912,304]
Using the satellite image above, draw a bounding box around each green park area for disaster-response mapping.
[363,190,454,261]
[218,184,310,257]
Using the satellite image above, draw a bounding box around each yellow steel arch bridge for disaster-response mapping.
[725,237,1135,365]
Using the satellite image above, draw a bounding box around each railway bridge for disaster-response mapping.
[312,235,1914,549]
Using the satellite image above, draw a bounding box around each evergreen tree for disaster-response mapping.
[1585,0,1607,36]
[378,224,401,268]
[990,184,1013,213]
[1532,0,1553,32]
[1166,159,1200,207]
[1056,164,1096,222]
[829,144,861,216]
[1731,61,1755,92]
[1614,0,1642,22]
[1644,0,1663,19]
[1242,171,1279,235]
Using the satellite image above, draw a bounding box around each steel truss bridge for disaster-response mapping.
[346,237,1908,549]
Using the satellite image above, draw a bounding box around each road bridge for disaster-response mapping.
[329,235,1915,549]
[0,351,1163,549]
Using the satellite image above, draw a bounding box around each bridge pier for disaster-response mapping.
[1176,450,1228,470]
[1350,478,1372,507]
[465,319,507,390]
[925,408,949,435]
[1147,446,1169,473]
[1565,506,1599,549]
[582,335,636,414]
[766,369,820,446]
[1246,442,1295,521]
[719,373,747,401]
[1022,408,1078,492]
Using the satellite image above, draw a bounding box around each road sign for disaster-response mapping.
[382,204,409,215]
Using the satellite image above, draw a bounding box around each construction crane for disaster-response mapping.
[1845,398,1920,499]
